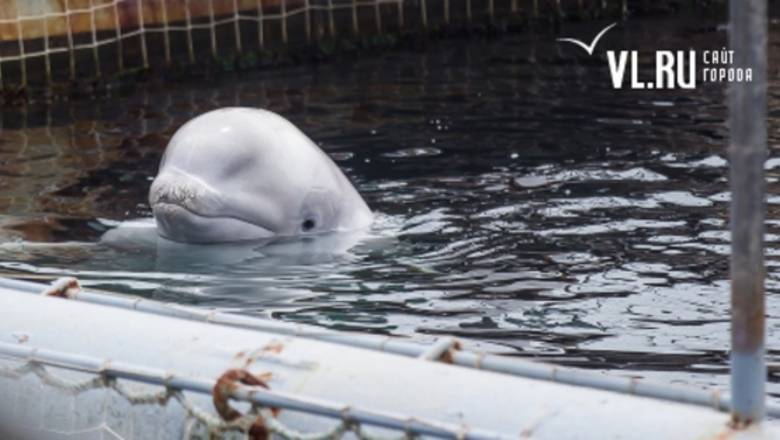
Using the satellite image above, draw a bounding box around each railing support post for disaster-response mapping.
[728,0,767,426]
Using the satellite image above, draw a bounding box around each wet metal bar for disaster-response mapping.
[728,0,767,426]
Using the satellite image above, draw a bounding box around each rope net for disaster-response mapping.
[0,357,419,440]
[0,0,622,88]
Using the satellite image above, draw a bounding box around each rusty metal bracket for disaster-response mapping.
[40,277,81,299]
[419,337,460,363]
[213,368,278,440]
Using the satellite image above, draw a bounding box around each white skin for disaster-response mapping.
[148,107,373,244]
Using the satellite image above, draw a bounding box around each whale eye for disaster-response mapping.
[302,219,316,231]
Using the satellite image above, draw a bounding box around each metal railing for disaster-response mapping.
[3,276,780,420]
[0,340,508,440]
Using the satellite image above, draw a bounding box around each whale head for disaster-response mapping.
[149,107,372,244]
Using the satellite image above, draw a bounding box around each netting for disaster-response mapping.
[0,353,475,439]
[0,278,495,439]
[0,359,293,439]
[0,0,626,88]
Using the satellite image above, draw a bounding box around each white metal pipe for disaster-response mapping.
[4,276,780,419]
[729,0,768,425]
[0,341,504,440]
[1,286,780,439]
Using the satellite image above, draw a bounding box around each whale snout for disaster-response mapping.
[149,169,227,220]
[149,170,274,243]
[150,171,213,212]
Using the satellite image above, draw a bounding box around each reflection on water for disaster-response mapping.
[1,18,780,398]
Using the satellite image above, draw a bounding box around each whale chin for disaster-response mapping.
[152,202,274,244]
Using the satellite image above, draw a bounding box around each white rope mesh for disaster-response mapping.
[0,0,414,86]
[0,359,421,440]
[0,0,615,88]
[0,1,406,60]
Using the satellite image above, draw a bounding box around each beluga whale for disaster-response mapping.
[148,107,373,244]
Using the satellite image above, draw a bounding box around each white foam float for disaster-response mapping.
[0,278,777,439]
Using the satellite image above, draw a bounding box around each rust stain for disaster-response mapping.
[235,341,286,368]
[728,413,754,430]
[518,409,560,439]
[257,371,273,381]
[42,277,81,299]
[712,426,737,440]
[11,332,29,344]
[212,368,279,440]
[628,377,639,394]
[439,340,461,364]
[262,340,285,355]
[711,416,759,440]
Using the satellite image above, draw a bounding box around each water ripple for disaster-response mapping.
[1,19,780,398]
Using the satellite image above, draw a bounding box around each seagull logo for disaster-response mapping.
[557,22,617,55]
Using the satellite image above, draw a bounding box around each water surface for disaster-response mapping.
[2,18,780,399]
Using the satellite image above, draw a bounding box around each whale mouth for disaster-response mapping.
[152,202,274,244]
[149,169,276,243]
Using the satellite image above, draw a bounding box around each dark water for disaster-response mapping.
[1,18,779,397]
